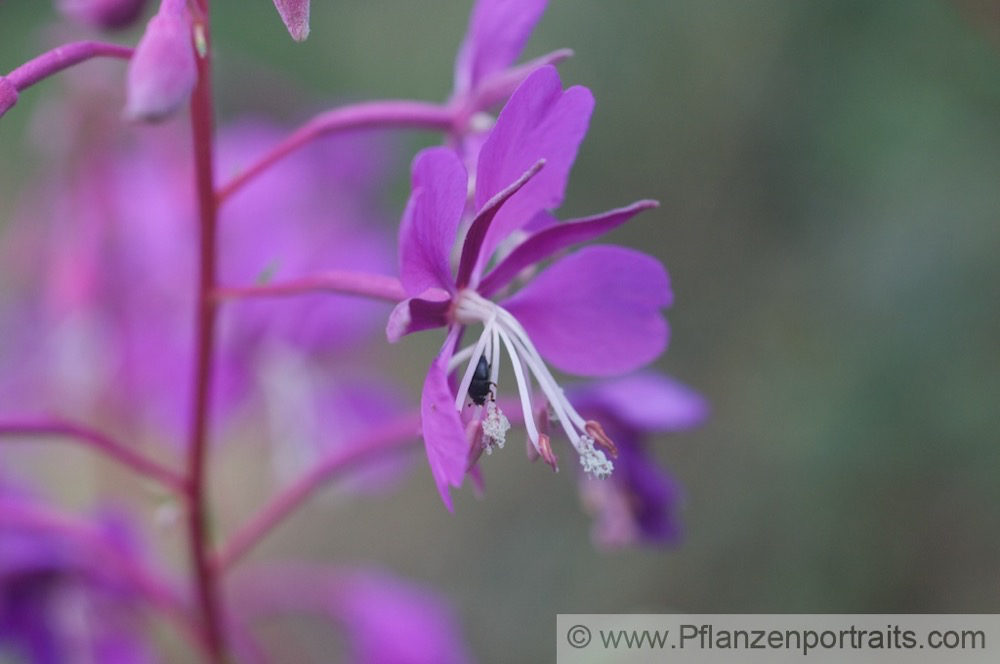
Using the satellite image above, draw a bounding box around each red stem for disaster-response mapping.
[213,413,422,571]
[0,421,186,492]
[186,2,227,661]
[215,100,455,203]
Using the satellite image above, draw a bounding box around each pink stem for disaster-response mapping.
[185,2,227,661]
[6,41,132,90]
[0,500,204,654]
[215,100,456,203]
[213,413,422,571]
[0,421,187,492]
[215,270,407,304]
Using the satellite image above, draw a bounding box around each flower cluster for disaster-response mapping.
[0,0,704,661]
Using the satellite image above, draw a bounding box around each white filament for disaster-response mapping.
[450,290,614,478]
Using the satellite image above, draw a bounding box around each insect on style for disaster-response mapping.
[467,355,496,406]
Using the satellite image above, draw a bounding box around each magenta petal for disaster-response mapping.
[386,295,451,343]
[123,3,197,123]
[474,66,594,265]
[453,0,549,96]
[398,148,467,297]
[503,246,671,376]
[479,199,658,297]
[333,570,473,664]
[455,159,544,289]
[571,373,709,433]
[272,0,311,41]
[420,331,468,510]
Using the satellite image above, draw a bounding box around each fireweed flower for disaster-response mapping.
[57,0,149,31]
[389,66,670,508]
[0,483,159,663]
[124,0,196,122]
[0,81,395,448]
[568,373,708,549]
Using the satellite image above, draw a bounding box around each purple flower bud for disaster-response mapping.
[272,0,311,42]
[0,76,17,118]
[57,0,149,30]
[123,1,196,123]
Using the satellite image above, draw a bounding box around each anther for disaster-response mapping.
[585,420,619,459]
[481,401,510,454]
[537,434,559,472]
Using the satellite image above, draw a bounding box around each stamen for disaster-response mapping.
[578,435,614,479]
[447,290,615,479]
[496,326,540,449]
[585,420,619,459]
[481,401,510,454]
[537,434,558,472]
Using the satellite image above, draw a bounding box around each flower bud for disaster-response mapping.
[0,77,18,119]
[57,0,149,30]
[123,2,196,123]
[273,0,311,42]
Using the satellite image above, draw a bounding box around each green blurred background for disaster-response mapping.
[2,1,1000,662]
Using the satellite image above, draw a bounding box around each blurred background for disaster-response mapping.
[2,1,1000,662]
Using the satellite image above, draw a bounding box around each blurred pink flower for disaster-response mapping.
[0,89,396,451]
[124,0,196,122]
[569,373,708,550]
[0,480,163,664]
[57,0,149,31]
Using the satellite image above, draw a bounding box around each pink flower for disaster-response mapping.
[123,0,196,122]
[390,66,669,509]
[569,373,708,549]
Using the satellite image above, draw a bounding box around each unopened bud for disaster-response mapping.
[123,1,196,123]
[0,77,18,119]
[57,0,149,30]
[272,0,311,42]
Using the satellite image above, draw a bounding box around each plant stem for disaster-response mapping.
[213,413,421,571]
[215,270,408,304]
[5,41,132,90]
[0,421,186,492]
[215,100,455,204]
[186,2,226,661]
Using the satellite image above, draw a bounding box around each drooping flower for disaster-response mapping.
[568,373,708,550]
[124,0,196,122]
[57,0,149,30]
[389,65,670,509]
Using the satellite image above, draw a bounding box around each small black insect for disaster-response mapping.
[467,355,495,406]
